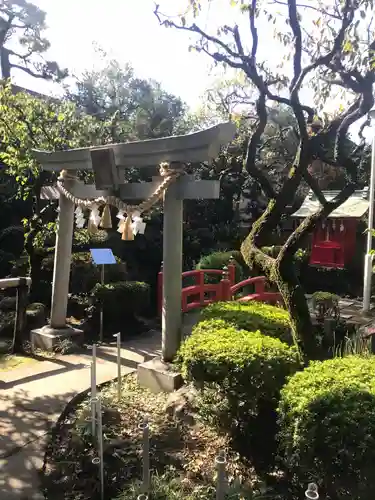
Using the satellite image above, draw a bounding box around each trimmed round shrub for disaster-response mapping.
[177,323,300,469]
[278,356,375,499]
[196,250,248,283]
[199,301,292,344]
[89,281,151,337]
[91,281,150,316]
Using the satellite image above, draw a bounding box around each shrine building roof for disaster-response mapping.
[291,188,369,218]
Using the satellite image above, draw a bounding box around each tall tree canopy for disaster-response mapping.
[0,82,111,201]
[66,58,187,142]
[156,0,375,359]
[0,0,67,80]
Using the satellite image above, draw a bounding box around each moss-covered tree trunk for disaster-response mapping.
[271,257,319,360]
[241,229,319,361]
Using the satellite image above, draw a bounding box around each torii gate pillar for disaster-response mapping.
[31,123,236,357]
[162,181,183,361]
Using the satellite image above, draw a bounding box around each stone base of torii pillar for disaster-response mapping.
[31,325,84,351]
[31,123,236,365]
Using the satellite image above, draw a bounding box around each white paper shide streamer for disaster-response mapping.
[75,206,86,228]
[116,210,125,234]
[131,211,146,236]
[90,204,101,226]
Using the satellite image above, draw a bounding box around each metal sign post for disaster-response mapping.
[90,248,117,343]
[100,264,105,342]
[114,332,122,401]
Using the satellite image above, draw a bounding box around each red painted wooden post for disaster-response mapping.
[182,290,188,312]
[198,270,205,305]
[228,257,236,286]
[254,277,266,294]
[157,262,163,316]
[220,266,232,301]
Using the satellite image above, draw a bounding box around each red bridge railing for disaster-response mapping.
[157,263,282,314]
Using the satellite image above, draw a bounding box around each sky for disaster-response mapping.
[11,0,372,141]
[14,0,218,107]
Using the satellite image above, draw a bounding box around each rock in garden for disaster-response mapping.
[0,296,17,311]
[102,406,122,426]
[26,303,47,329]
[164,385,198,425]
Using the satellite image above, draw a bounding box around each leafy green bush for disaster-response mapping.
[89,281,150,337]
[40,251,127,294]
[0,249,15,279]
[177,323,300,469]
[0,225,24,259]
[34,226,110,251]
[118,469,267,499]
[278,356,375,499]
[196,250,248,283]
[91,281,150,316]
[199,301,292,344]
[261,245,282,258]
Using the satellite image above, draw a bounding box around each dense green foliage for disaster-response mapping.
[278,356,375,499]
[91,280,150,319]
[40,252,126,295]
[177,320,300,468]
[68,58,187,142]
[196,250,247,283]
[118,469,264,499]
[199,301,292,344]
[0,0,66,80]
[0,82,112,200]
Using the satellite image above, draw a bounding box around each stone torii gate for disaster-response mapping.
[31,122,236,361]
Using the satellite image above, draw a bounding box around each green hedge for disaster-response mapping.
[196,250,248,283]
[199,301,292,344]
[278,356,375,499]
[91,281,150,318]
[177,323,300,469]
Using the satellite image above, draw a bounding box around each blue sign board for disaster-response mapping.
[90,248,116,265]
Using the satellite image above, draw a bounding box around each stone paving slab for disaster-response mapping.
[0,329,162,500]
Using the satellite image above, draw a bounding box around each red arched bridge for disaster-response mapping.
[157,263,282,314]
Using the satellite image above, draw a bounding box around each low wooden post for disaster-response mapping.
[220,267,232,301]
[228,257,236,286]
[198,270,205,306]
[12,278,29,353]
[254,277,266,295]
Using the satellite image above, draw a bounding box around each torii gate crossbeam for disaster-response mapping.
[30,122,236,361]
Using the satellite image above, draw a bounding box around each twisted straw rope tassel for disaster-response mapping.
[56,163,184,236]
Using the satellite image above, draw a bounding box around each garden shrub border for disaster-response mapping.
[198,301,293,344]
[278,355,375,500]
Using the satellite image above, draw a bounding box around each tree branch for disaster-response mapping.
[10,63,51,79]
[290,0,355,96]
[277,182,356,260]
[288,0,302,89]
[302,169,327,205]
[270,0,342,20]
[245,94,277,199]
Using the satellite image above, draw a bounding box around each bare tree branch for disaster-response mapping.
[270,0,342,20]
[277,182,356,260]
[245,94,277,199]
[288,0,302,89]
